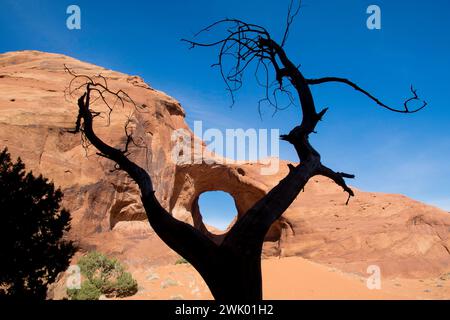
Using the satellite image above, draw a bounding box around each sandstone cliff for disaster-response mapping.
[0,50,449,279]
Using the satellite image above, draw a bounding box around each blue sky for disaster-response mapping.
[0,0,449,228]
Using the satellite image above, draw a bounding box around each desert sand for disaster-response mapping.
[123,257,449,300]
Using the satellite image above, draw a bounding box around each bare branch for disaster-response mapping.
[306,77,428,113]
[182,19,295,111]
[281,0,302,47]
[316,164,355,205]
[64,65,149,159]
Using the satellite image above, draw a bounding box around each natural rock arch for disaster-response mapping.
[169,163,284,243]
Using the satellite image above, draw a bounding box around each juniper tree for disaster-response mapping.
[0,148,75,299]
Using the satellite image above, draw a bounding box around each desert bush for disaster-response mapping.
[115,272,138,297]
[67,280,101,300]
[68,252,137,300]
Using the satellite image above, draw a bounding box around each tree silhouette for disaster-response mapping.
[67,2,426,300]
[0,148,75,299]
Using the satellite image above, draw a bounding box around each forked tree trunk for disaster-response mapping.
[211,250,263,300]
[214,252,263,301]
[144,190,267,300]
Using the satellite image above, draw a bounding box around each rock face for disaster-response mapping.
[0,50,449,279]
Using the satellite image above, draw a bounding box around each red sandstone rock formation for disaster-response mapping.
[0,50,449,279]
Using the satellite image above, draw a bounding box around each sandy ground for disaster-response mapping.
[123,257,450,300]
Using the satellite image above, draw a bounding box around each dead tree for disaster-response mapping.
[67,2,426,301]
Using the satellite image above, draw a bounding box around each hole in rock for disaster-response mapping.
[198,191,238,233]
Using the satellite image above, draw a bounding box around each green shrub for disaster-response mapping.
[115,272,138,298]
[67,280,101,300]
[67,252,137,300]
[78,251,121,294]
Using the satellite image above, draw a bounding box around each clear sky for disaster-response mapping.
[0,0,449,228]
